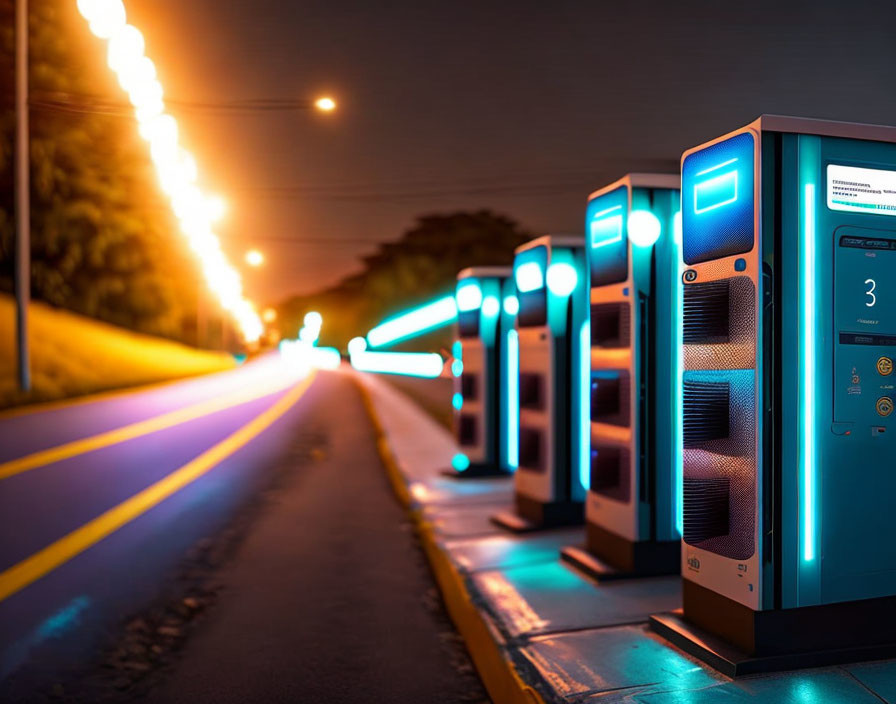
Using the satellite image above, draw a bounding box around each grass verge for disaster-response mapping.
[0,295,236,409]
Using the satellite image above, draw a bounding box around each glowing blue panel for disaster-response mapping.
[515,262,544,293]
[451,359,463,377]
[515,246,548,328]
[452,392,463,410]
[367,296,457,347]
[694,169,738,214]
[591,209,623,249]
[456,282,483,312]
[682,132,755,265]
[506,329,519,469]
[587,187,628,286]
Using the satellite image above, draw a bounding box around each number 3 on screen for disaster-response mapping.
[865,278,877,308]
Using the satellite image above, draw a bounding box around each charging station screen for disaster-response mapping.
[682,132,755,265]
[516,247,548,328]
[828,165,896,217]
[587,186,628,286]
[836,232,896,344]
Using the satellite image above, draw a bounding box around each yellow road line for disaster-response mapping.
[0,371,316,604]
[0,375,302,481]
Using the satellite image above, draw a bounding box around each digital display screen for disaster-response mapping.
[828,164,896,217]
[587,186,628,286]
[836,234,896,342]
[515,246,548,328]
[681,132,755,265]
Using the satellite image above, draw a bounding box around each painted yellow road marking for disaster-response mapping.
[0,375,303,481]
[0,371,316,604]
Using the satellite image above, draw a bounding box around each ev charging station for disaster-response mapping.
[561,174,682,580]
[492,235,590,531]
[449,267,519,477]
[650,116,896,674]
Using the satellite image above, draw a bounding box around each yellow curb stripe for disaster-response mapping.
[0,371,317,604]
[0,376,301,481]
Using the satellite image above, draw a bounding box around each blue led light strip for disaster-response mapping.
[506,329,519,469]
[695,157,738,177]
[366,296,458,348]
[673,210,684,535]
[579,321,590,490]
[801,183,817,562]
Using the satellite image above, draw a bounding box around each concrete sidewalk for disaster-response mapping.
[356,370,896,704]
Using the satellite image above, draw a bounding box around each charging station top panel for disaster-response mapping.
[587,185,629,287]
[458,266,513,281]
[758,115,896,144]
[681,132,756,265]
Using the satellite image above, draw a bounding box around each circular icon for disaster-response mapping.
[877,397,894,417]
[878,357,893,376]
[683,269,697,283]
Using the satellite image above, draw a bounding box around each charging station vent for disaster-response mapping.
[519,373,543,410]
[590,446,630,503]
[591,373,630,427]
[683,477,730,544]
[459,415,477,446]
[591,302,630,348]
[519,427,542,471]
[684,380,730,447]
[684,280,730,344]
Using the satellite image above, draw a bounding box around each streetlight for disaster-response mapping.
[314,96,336,112]
[245,249,264,267]
[262,307,277,324]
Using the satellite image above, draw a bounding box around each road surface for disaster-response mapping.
[0,358,485,702]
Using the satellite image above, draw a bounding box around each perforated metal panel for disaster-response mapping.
[682,369,755,560]
[683,277,756,370]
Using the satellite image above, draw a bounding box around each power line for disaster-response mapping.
[25,90,329,116]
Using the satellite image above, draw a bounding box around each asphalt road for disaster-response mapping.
[0,359,486,702]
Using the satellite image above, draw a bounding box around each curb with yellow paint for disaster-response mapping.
[353,374,546,704]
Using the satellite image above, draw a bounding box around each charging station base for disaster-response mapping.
[441,464,512,480]
[649,609,896,678]
[491,497,584,533]
[562,524,679,580]
[560,545,644,582]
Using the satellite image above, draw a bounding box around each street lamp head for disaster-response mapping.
[245,249,264,267]
[314,96,337,112]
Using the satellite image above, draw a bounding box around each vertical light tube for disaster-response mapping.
[673,211,684,535]
[579,321,591,490]
[507,329,519,469]
[801,183,817,562]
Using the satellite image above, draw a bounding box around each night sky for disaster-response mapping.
[122,0,896,303]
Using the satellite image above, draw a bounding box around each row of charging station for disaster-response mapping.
[447,115,896,674]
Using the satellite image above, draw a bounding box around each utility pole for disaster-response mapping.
[15,0,30,392]
[196,280,207,348]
